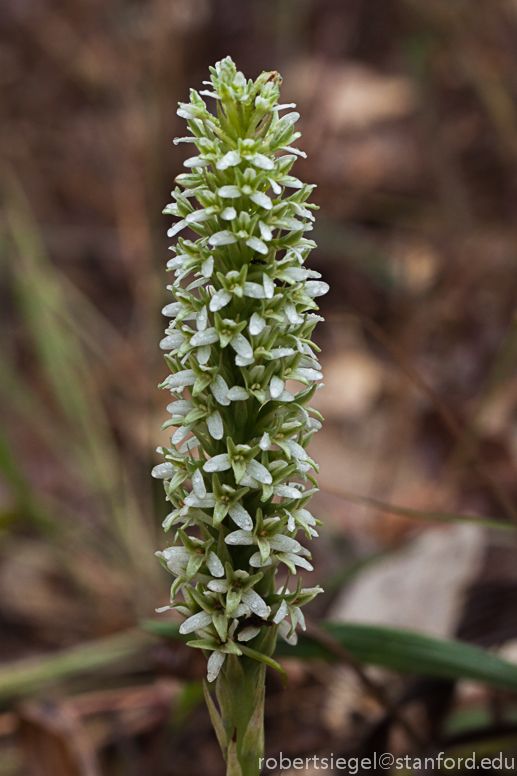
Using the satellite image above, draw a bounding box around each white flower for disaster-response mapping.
[249,313,266,335]
[206,411,224,440]
[204,453,231,473]
[249,192,272,210]
[218,185,241,198]
[164,370,196,389]
[152,463,174,479]
[237,626,261,642]
[209,230,238,247]
[210,375,230,405]
[269,375,285,399]
[190,327,219,347]
[250,153,274,170]
[304,281,329,298]
[156,546,190,576]
[210,289,232,311]
[246,236,268,254]
[207,650,226,681]
[216,151,241,170]
[180,611,212,634]
[227,386,249,401]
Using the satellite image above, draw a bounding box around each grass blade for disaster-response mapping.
[142,619,517,692]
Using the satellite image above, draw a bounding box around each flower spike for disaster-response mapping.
[153,56,326,776]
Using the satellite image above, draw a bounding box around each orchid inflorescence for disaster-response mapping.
[152,57,327,693]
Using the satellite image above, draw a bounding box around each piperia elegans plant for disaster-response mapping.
[153,57,327,775]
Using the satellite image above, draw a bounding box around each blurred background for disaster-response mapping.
[2,0,517,774]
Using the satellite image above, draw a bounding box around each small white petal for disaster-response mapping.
[273,484,303,499]
[263,275,275,298]
[167,220,187,237]
[209,289,232,312]
[269,375,285,399]
[282,553,313,571]
[228,503,253,530]
[207,410,224,440]
[171,424,193,444]
[238,472,259,488]
[268,348,295,359]
[278,619,298,645]
[183,156,210,168]
[207,551,225,577]
[203,454,231,473]
[259,432,271,451]
[151,463,174,479]
[196,305,208,330]
[185,493,215,508]
[246,459,272,484]
[186,208,212,222]
[279,111,300,126]
[209,231,238,247]
[216,151,241,170]
[298,509,316,527]
[180,611,212,634]
[304,281,329,298]
[249,313,266,336]
[237,626,261,642]
[207,650,226,682]
[225,530,254,546]
[243,282,265,299]
[230,333,253,359]
[201,257,214,277]
[251,153,275,170]
[207,579,229,592]
[192,468,207,498]
[218,185,242,198]
[246,236,268,255]
[267,177,282,195]
[277,176,303,189]
[165,370,196,388]
[227,386,249,401]
[160,332,185,350]
[197,345,211,364]
[179,435,200,453]
[233,603,251,618]
[221,207,237,220]
[190,327,219,347]
[162,302,183,317]
[250,192,272,210]
[269,535,302,553]
[235,353,255,367]
[285,303,304,325]
[249,552,273,568]
[166,256,185,269]
[211,375,230,406]
[286,439,310,461]
[296,367,323,381]
[242,589,269,618]
[258,221,272,241]
[273,599,289,624]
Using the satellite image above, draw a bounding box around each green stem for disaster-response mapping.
[206,625,277,776]
[218,657,266,776]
